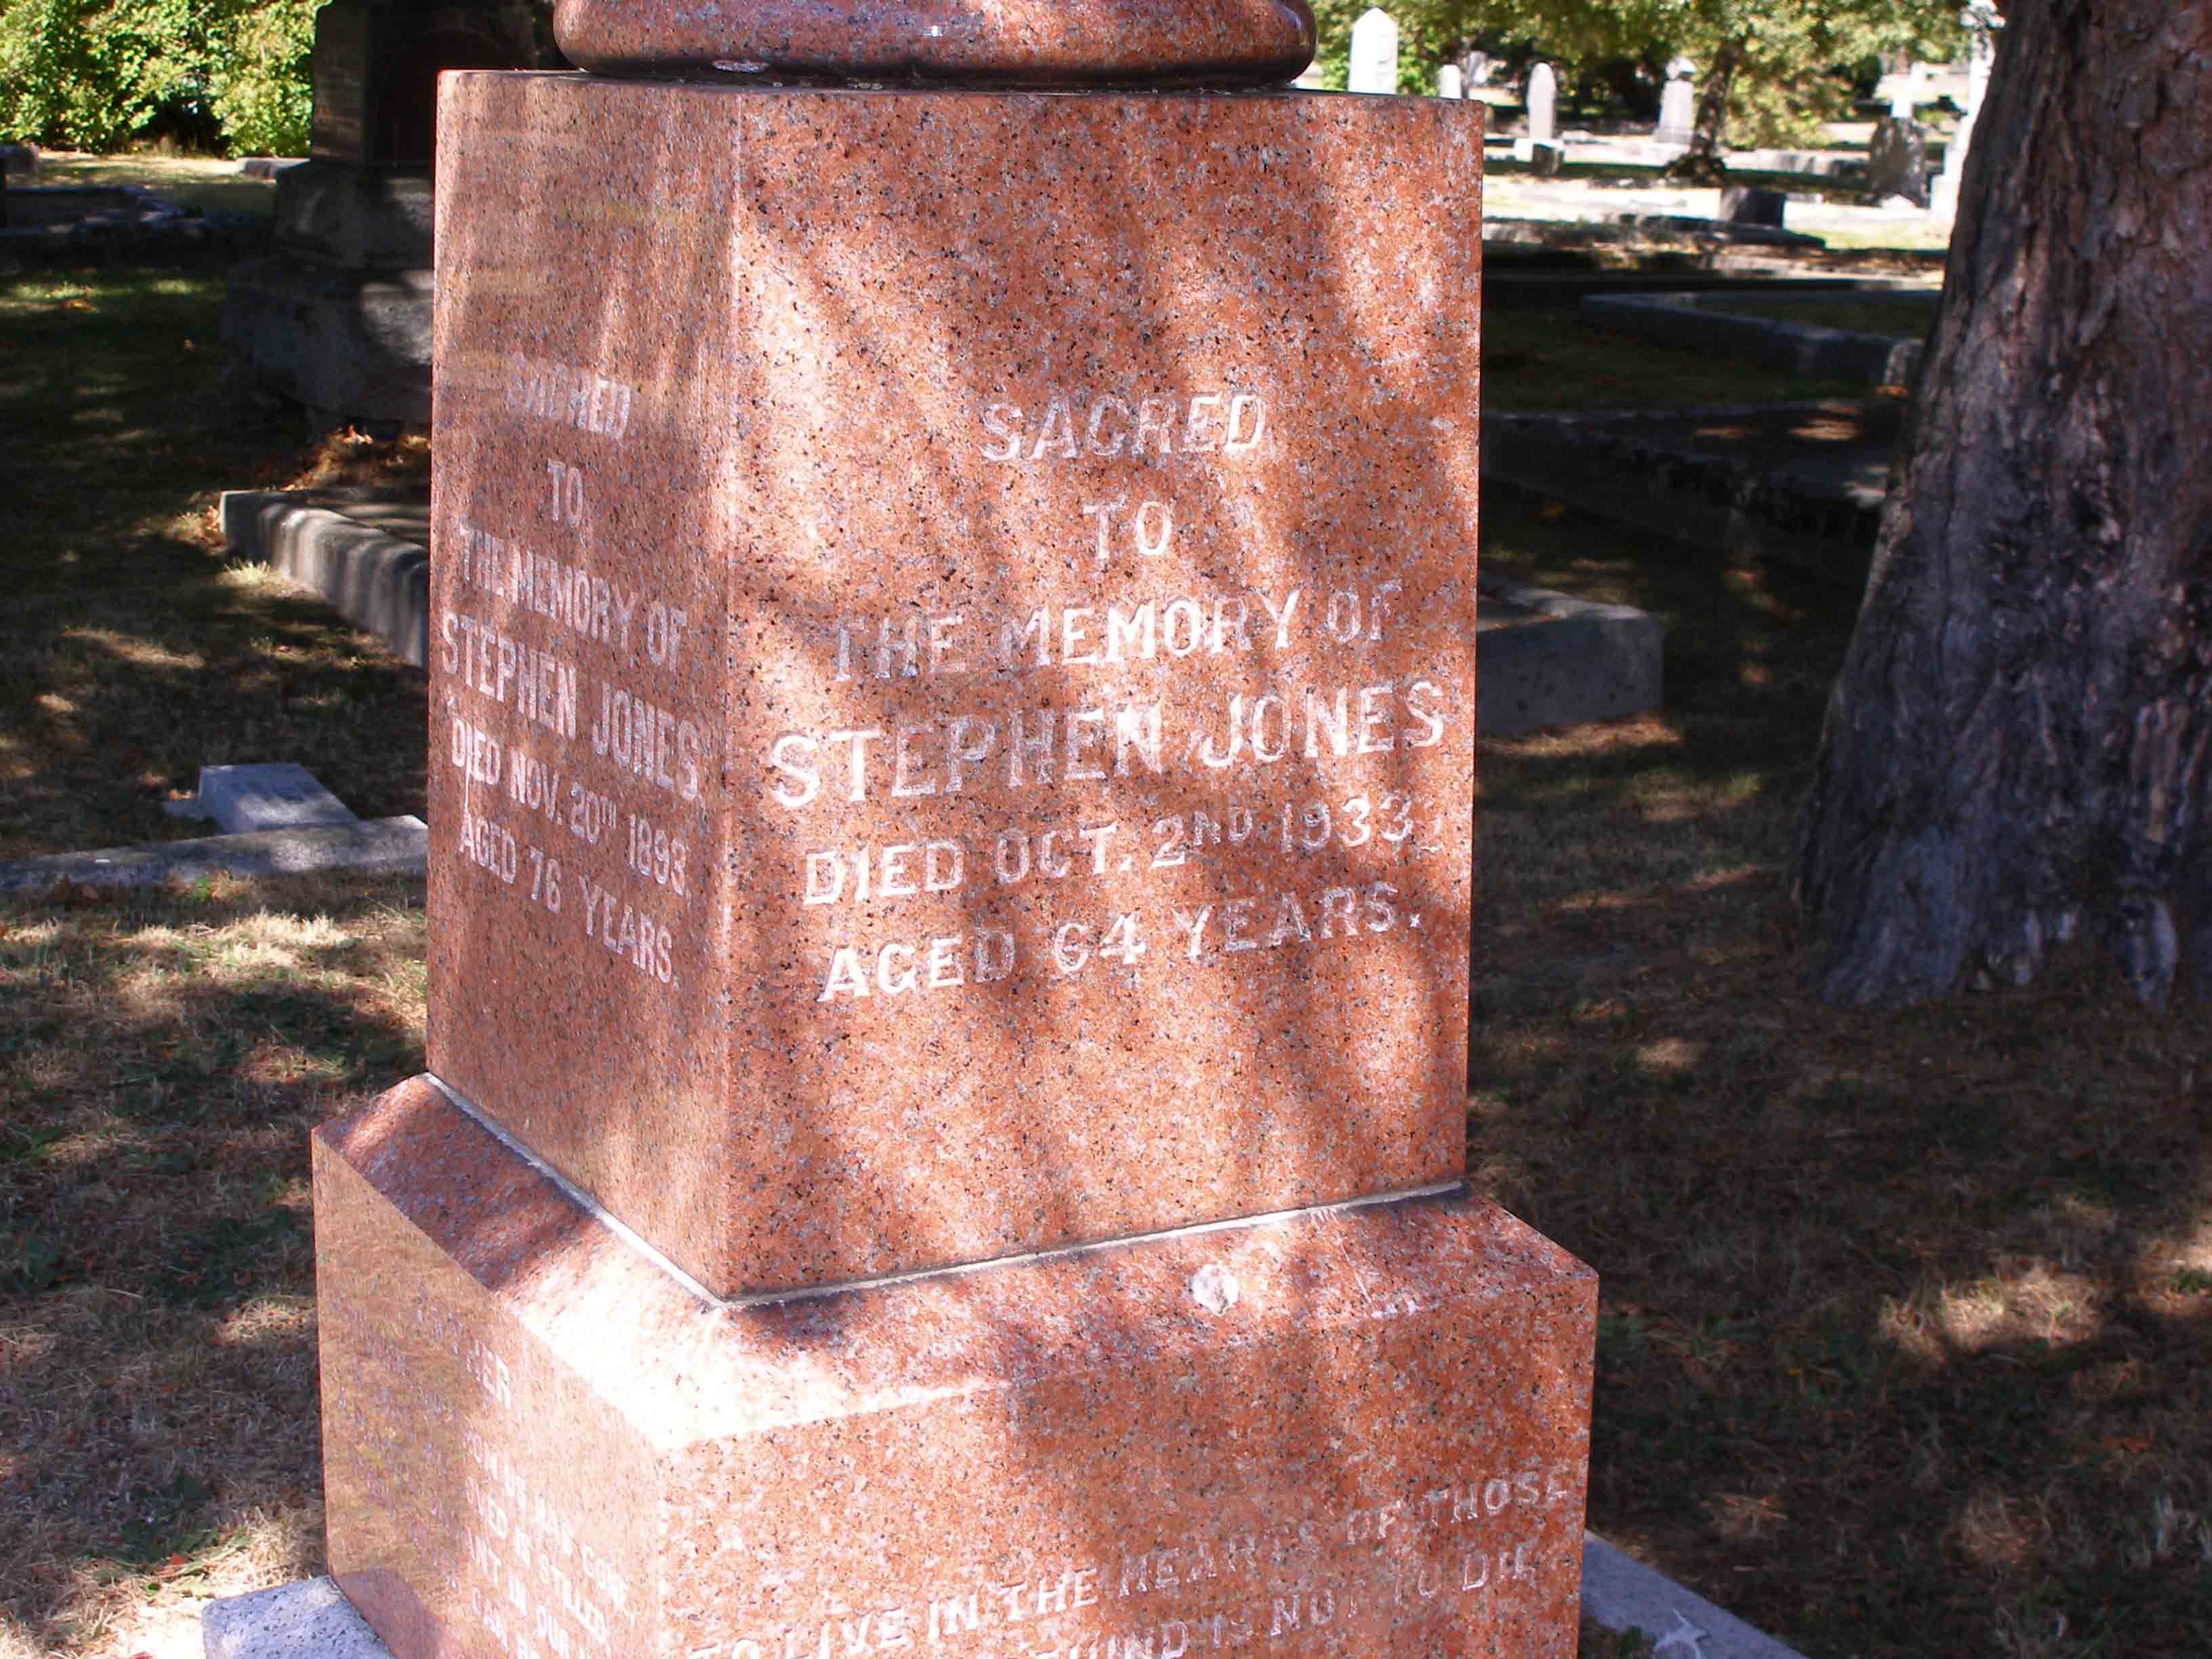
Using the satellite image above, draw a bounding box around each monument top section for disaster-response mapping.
[552,0,1317,85]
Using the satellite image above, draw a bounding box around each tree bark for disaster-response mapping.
[1795,0,2212,1006]
[1689,38,1741,159]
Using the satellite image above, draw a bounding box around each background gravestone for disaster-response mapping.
[1866,114,1931,207]
[1514,62,1556,163]
[1655,56,1695,147]
[1347,6,1399,94]
[308,7,1596,1658]
[223,0,562,428]
[1933,2,2003,215]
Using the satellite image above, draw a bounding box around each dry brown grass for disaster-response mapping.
[4,269,2206,1659]
[1476,493,2212,1657]
[0,271,429,863]
[0,872,425,1655]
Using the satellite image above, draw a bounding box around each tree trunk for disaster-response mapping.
[1689,39,1741,159]
[1795,1,2212,1006]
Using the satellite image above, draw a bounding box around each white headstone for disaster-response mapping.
[1933,3,2003,215]
[1656,58,1695,145]
[1437,64,1462,100]
[1526,62,1557,145]
[1347,7,1399,95]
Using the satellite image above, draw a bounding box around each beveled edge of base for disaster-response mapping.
[315,1075,1597,1447]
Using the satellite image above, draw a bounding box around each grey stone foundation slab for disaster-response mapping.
[1580,289,1929,387]
[202,1576,386,1659]
[1478,575,1662,737]
[220,487,430,668]
[1581,1534,1809,1657]
[0,817,426,894]
[201,1541,1809,1657]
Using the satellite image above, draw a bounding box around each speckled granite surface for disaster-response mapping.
[315,1080,1595,1659]
[426,77,1486,1298]
[550,0,1317,83]
[306,68,1599,1659]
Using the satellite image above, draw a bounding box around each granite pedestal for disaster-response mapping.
[312,55,1597,1659]
[424,75,1484,1298]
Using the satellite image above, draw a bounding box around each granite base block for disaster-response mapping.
[314,1078,1597,1659]
[221,256,432,426]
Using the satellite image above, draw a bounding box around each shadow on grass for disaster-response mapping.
[1469,497,2212,1658]
[0,270,429,861]
[0,871,426,1650]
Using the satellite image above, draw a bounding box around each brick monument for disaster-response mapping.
[310,3,1598,1654]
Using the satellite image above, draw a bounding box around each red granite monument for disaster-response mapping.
[312,6,1597,1656]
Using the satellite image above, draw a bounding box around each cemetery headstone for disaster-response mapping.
[1437,64,1463,100]
[1525,62,1557,146]
[1719,184,1786,228]
[1347,6,1399,94]
[1530,142,1565,178]
[1866,115,1931,209]
[308,8,1596,1659]
[1513,62,1557,163]
[223,0,561,426]
[1656,57,1696,147]
[1933,2,2002,216]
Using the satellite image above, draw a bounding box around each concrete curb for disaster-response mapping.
[0,817,427,895]
[220,487,431,668]
[1479,575,1662,737]
[1581,290,1926,387]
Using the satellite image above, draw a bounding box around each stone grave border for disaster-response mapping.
[1581,289,1933,386]
[0,185,268,268]
[1477,573,1662,737]
[220,485,1660,738]
[0,817,427,895]
[220,487,430,668]
[1483,402,1889,592]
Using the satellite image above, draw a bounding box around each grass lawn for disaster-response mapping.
[1,266,2207,1658]
[0,270,428,861]
[28,153,281,219]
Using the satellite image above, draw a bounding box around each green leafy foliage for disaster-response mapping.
[0,0,317,156]
[1311,0,1964,146]
[205,0,316,156]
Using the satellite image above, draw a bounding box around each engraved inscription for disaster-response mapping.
[680,1468,1574,1659]
[440,364,1466,1017]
